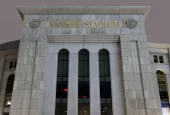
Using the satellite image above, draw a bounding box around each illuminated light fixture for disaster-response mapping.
[84,111,86,112]
[82,96,87,98]
[105,107,107,109]
[63,88,68,92]
[6,101,11,105]
[103,111,105,112]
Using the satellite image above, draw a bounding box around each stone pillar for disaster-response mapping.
[10,15,47,115]
[90,53,101,115]
[120,35,162,115]
[42,53,58,115]
[10,40,37,115]
[110,53,126,115]
[67,53,78,115]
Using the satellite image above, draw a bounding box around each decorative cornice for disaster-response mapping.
[17,6,150,20]
[148,43,170,49]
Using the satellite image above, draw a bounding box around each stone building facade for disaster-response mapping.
[0,6,169,115]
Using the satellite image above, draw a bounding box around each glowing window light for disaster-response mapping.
[6,101,11,105]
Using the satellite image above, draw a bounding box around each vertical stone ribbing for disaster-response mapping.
[110,53,126,115]
[67,53,78,115]
[120,35,162,115]
[10,40,37,115]
[90,53,101,115]
[42,53,58,115]
[10,15,47,115]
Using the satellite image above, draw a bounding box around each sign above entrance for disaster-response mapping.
[49,21,122,28]
[28,19,138,29]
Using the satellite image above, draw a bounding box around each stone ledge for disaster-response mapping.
[47,34,120,43]
[17,6,150,20]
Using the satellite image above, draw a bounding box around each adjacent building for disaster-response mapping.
[0,6,169,115]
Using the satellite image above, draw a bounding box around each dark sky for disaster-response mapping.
[0,0,169,44]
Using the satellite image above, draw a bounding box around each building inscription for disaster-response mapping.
[49,21,122,28]
[28,19,138,29]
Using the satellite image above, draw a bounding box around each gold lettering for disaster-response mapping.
[76,21,79,28]
[91,21,94,27]
[91,21,97,27]
[60,21,65,28]
[103,22,107,27]
[95,22,98,27]
[54,22,59,28]
[98,21,103,27]
[113,21,119,27]
[84,21,90,28]
[49,20,120,28]
[50,21,59,28]
[49,21,54,28]
[65,21,70,28]
[70,21,75,28]
[108,21,113,27]
[107,22,110,27]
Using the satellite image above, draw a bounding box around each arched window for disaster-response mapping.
[78,49,90,115]
[156,70,169,104]
[3,74,15,114]
[5,74,15,94]
[99,49,112,115]
[55,49,69,115]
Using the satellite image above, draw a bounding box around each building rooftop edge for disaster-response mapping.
[0,40,20,52]
[17,6,151,20]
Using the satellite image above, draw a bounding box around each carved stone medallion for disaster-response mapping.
[29,19,41,29]
[125,19,137,29]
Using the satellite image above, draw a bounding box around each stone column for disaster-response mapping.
[10,15,47,115]
[120,35,162,115]
[110,53,126,115]
[42,53,58,115]
[67,53,78,115]
[90,53,101,115]
[10,40,38,115]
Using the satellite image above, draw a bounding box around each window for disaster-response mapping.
[3,74,15,115]
[153,55,164,63]
[55,49,69,115]
[5,74,15,94]
[14,61,17,68]
[159,56,164,63]
[78,49,90,115]
[156,70,169,108]
[153,55,158,63]
[4,98,11,108]
[99,49,112,115]
[9,61,17,69]
[9,62,13,69]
